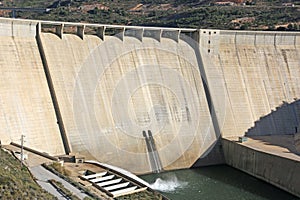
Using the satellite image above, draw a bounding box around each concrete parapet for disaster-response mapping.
[35,19,196,42]
[235,32,256,45]
[0,18,37,37]
[219,30,236,43]
[296,35,300,46]
[254,32,276,45]
[275,32,297,46]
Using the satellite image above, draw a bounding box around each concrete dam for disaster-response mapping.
[0,17,299,177]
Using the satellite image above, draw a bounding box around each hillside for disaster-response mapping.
[0,0,299,30]
[0,148,56,199]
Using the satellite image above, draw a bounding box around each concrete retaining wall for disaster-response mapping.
[222,138,300,198]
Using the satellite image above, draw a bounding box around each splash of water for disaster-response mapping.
[150,174,188,192]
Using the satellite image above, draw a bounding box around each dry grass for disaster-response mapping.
[0,148,56,199]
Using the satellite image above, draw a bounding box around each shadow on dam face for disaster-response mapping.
[245,99,300,154]
[1,18,300,174]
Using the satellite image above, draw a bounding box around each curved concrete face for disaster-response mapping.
[200,30,300,138]
[41,32,218,173]
[2,18,299,174]
[0,19,64,155]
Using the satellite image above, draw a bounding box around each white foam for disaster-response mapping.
[150,175,188,192]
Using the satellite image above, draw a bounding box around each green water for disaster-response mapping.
[140,165,299,200]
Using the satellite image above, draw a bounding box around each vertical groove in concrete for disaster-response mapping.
[35,23,71,155]
[143,131,156,172]
[184,34,221,138]
[148,130,163,173]
[143,130,163,173]
[234,32,255,123]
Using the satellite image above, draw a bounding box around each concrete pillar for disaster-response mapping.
[97,26,106,41]
[192,30,200,44]
[55,24,64,39]
[124,28,143,41]
[77,25,85,40]
[36,22,41,36]
[161,30,180,42]
[119,27,125,41]
[143,29,162,42]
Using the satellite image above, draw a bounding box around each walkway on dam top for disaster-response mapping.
[225,135,300,162]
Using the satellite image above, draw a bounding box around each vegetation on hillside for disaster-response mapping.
[0,148,56,199]
[0,0,299,30]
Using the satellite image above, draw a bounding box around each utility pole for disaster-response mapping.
[20,134,25,168]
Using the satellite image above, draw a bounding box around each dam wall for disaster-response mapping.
[0,19,65,155]
[0,18,299,174]
[38,23,217,174]
[200,30,300,138]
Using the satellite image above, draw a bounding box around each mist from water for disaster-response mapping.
[149,174,188,192]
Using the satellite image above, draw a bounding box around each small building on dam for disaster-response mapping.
[0,17,299,196]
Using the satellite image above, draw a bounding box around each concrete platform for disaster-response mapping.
[226,135,300,161]
[222,135,300,198]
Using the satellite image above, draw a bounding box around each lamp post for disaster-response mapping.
[20,134,25,168]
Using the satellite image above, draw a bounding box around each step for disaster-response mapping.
[97,178,122,187]
[111,186,138,197]
[81,171,107,180]
[103,182,130,191]
[90,175,115,183]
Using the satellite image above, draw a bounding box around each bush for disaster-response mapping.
[50,162,71,176]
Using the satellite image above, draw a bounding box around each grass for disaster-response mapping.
[115,190,164,200]
[0,148,56,199]
[43,163,102,199]
[49,162,72,176]
[48,179,81,200]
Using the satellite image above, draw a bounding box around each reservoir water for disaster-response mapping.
[140,165,298,200]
